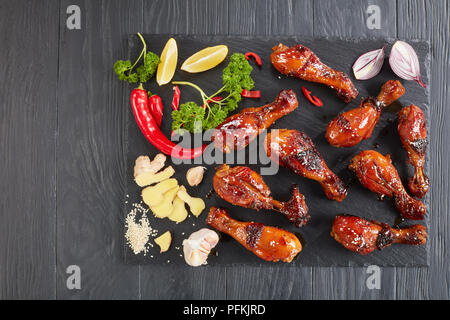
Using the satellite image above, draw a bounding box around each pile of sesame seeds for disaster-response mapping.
[125,201,158,255]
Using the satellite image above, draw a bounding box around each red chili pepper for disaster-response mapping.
[245,52,262,66]
[147,88,163,127]
[130,86,206,159]
[301,86,323,107]
[241,89,261,98]
[202,96,223,109]
[171,85,181,110]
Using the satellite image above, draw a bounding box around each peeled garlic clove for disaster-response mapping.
[186,166,206,186]
[182,228,219,267]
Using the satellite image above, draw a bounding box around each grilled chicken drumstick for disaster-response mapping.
[212,89,298,153]
[331,214,427,255]
[397,104,430,198]
[213,165,310,227]
[270,43,358,102]
[207,207,302,262]
[265,129,348,202]
[349,150,426,220]
[326,80,405,147]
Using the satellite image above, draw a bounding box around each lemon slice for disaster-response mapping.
[181,45,228,73]
[156,38,178,86]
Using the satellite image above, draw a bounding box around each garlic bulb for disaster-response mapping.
[182,228,219,267]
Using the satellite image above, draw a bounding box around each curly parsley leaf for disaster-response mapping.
[137,51,160,83]
[113,60,139,83]
[172,102,206,134]
[222,53,255,93]
[113,33,159,84]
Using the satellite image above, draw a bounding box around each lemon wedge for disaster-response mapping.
[156,38,178,86]
[181,45,228,73]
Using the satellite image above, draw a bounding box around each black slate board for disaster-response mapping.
[124,35,430,267]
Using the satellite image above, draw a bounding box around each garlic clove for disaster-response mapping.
[186,166,206,186]
[182,228,219,267]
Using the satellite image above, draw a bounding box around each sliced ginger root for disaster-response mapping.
[134,154,166,178]
[151,186,179,218]
[142,178,178,207]
[135,166,175,187]
[154,231,172,253]
[177,187,205,217]
[168,186,188,223]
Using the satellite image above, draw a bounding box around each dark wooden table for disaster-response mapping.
[0,0,448,299]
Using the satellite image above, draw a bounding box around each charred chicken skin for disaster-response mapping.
[270,43,358,102]
[349,150,426,220]
[206,207,302,262]
[331,214,427,255]
[213,164,310,227]
[265,129,348,202]
[397,104,430,198]
[212,89,298,153]
[326,80,405,147]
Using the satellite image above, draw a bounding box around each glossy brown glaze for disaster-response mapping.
[331,214,427,255]
[213,164,310,227]
[326,80,405,147]
[397,104,430,198]
[212,89,298,153]
[349,150,426,220]
[270,43,358,102]
[206,207,302,262]
[264,129,348,202]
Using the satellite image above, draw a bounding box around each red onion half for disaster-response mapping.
[389,40,426,88]
[352,46,385,80]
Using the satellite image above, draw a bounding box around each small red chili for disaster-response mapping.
[171,85,181,110]
[245,52,262,67]
[302,86,323,107]
[147,88,164,127]
[241,89,261,98]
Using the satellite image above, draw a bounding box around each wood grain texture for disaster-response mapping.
[139,0,228,300]
[229,0,314,36]
[56,0,142,299]
[225,0,315,300]
[312,0,399,300]
[396,0,450,300]
[0,0,58,299]
[314,0,397,37]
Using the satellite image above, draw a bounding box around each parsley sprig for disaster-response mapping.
[171,53,254,133]
[113,33,159,84]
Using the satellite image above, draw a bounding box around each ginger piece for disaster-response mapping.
[151,186,179,218]
[176,187,205,217]
[142,178,178,207]
[168,186,188,223]
[154,231,172,253]
[135,166,175,187]
[186,166,206,186]
[134,154,166,178]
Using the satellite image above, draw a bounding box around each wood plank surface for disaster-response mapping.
[56,0,142,299]
[0,0,59,299]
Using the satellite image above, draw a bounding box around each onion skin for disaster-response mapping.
[353,46,385,80]
[389,41,426,88]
